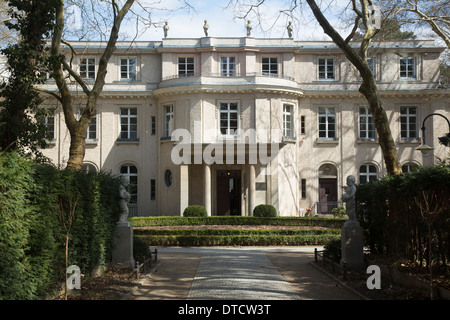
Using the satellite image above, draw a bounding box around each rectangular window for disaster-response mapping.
[87,116,97,140]
[219,102,239,135]
[120,107,138,140]
[301,116,305,135]
[283,104,294,139]
[44,110,55,141]
[301,179,306,199]
[150,179,156,200]
[163,105,174,138]
[221,57,236,77]
[318,58,334,80]
[151,116,156,135]
[80,58,96,80]
[262,57,278,76]
[178,57,195,77]
[359,107,377,141]
[400,107,418,140]
[318,107,336,140]
[400,57,416,79]
[120,58,137,81]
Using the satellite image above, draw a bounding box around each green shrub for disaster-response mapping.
[133,237,150,263]
[183,205,207,217]
[253,204,277,217]
[323,238,341,263]
[331,206,347,218]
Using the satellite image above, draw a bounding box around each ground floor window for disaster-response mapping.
[120,164,138,203]
[359,164,378,184]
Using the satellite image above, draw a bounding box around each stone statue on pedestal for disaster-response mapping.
[246,20,252,37]
[118,175,131,225]
[163,21,169,38]
[342,175,357,222]
[203,20,209,37]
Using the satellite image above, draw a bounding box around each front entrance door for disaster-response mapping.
[216,170,241,216]
[318,178,338,214]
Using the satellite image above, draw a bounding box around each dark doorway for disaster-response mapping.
[318,178,338,214]
[216,170,241,216]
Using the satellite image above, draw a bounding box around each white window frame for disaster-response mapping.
[120,107,138,141]
[399,57,416,80]
[318,107,336,140]
[163,104,174,138]
[283,104,294,139]
[120,57,137,81]
[218,101,239,137]
[178,56,195,77]
[359,107,377,141]
[79,57,96,80]
[318,57,335,80]
[77,110,97,141]
[262,57,278,76]
[44,109,56,141]
[367,57,376,79]
[400,106,418,141]
[221,56,236,77]
[359,164,378,184]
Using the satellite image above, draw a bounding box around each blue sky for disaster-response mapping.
[121,0,341,41]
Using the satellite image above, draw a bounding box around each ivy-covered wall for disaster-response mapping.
[0,152,121,299]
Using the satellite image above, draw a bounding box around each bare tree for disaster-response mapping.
[47,0,135,171]
[228,0,403,174]
[379,0,450,48]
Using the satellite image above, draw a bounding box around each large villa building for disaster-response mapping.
[40,35,449,217]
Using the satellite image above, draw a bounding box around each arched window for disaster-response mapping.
[119,164,138,204]
[402,162,419,173]
[359,164,378,184]
[82,162,98,174]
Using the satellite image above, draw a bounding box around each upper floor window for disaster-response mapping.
[359,107,377,141]
[359,164,378,184]
[262,57,278,76]
[78,110,97,141]
[283,104,294,139]
[120,58,137,81]
[219,102,238,135]
[221,57,236,77]
[400,57,416,79]
[318,58,335,80]
[44,109,55,141]
[318,107,336,140]
[120,107,138,141]
[163,104,174,138]
[80,58,96,80]
[178,57,195,77]
[400,106,418,141]
[367,58,376,78]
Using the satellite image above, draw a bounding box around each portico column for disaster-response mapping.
[204,164,211,216]
[249,164,255,216]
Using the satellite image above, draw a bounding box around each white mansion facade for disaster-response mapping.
[40,36,449,217]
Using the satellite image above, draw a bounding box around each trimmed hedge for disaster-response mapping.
[183,205,207,217]
[134,229,340,236]
[0,151,121,300]
[130,216,345,228]
[253,204,277,217]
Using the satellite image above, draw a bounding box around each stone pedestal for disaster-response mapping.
[112,221,135,269]
[340,220,365,269]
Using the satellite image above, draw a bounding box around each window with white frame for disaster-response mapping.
[120,107,138,140]
[178,57,195,77]
[120,164,138,204]
[359,107,377,141]
[318,58,335,80]
[367,58,376,78]
[221,57,236,77]
[120,58,137,81]
[80,58,96,80]
[400,106,418,141]
[219,102,239,135]
[400,57,416,79]
[44,110,55,141]
[402,162,419,173]
[318,107,336,140]
[359,164,378,184]
[163,104,174,138]
[262,57,278,76]
[283,104,294,139]
[78,110,97,141]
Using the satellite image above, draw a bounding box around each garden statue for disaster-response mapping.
[118,175,131,224]
[342,175,357,222]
